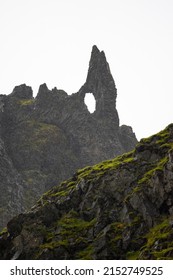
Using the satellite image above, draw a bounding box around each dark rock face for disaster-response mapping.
[10,84,33,99]
[0,46,137,229]
[0,138,24,227]
[0,124,173,260]
[81,45,119,123]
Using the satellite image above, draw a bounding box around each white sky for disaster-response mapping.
[0,0,173,140]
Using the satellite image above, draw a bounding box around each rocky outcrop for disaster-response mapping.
[0,124,173,260]
[0,137,24,228]
[80,45,119,123]
[0,46,137,229]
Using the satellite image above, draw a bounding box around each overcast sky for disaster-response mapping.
[0,0,173,140]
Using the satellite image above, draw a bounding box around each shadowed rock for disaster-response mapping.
[0,124,173,260]
[0,46,137,229]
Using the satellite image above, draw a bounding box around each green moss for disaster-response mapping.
[138,156,168,185]
[124,186,141,203]
[141,125,172,145]
[39,149,136,207]
[23,223,48,239]
[0,227,7,236]
[40,240,68,250]
[126,251,140,260]
[19,120,63,150]
[105,222,127,257]
[160,143,172,149]
[131,215,143,226]
[146,219,171,247]
[66,181,76,188]
[153,247,173,259]
[18,99,35,106]
[133,186,141,193]
[140,135,155,144]
[49,190,68,197]
[138,169,155,185]
[41,179,76,204]
[58,212,96,233]
[123,157,134,163]
[33,123,173,258]
[76,150,135,181]
[77,245,94,260]
[155,130,169,145]
[38,211,96,258]
[109,222,126,238]
[33,123,59,146]
[139,218,173,259]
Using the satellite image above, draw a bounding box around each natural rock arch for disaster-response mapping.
[84,92,96,113]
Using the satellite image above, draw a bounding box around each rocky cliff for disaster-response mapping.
[0,46,137,229]
[1,124,173,260]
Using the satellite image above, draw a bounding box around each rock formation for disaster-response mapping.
[1,124,173,260]
[0,46,137,229]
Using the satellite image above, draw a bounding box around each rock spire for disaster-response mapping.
[80,45,119,125]
[0,46,137,229]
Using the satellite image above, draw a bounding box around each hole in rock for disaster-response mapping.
[84,93,96,113]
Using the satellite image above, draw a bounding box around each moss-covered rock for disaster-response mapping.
[1,124,173,259]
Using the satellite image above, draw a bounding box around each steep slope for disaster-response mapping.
[0,46,137,229]
[0,137,24,227]
[1,124,173,260]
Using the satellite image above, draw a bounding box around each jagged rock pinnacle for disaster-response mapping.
[81,46,119,125]
[87,45,111,79]
[11,84,33,99]
[0,46,137,230]
[37,83,49,98]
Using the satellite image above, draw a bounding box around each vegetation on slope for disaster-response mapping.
[1,124,173,259]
